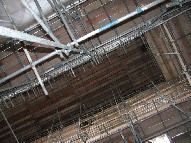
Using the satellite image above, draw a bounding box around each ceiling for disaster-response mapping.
[0,38,165,142]
[1,0,190,142]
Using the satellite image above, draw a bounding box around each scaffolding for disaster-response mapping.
[36,77,191,143]
[0,1,191,100]
[0,0,191,142]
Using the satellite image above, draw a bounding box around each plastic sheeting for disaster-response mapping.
[0,0,71,30]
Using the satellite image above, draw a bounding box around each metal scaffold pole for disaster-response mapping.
[0,107,19,143]
[163,24,191,86]
[48,0,79,46]
[23,49,48,95]
[122,99,142,143]
[0,26,67,49]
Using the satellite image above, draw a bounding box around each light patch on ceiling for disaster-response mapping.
[149,134,171,143]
